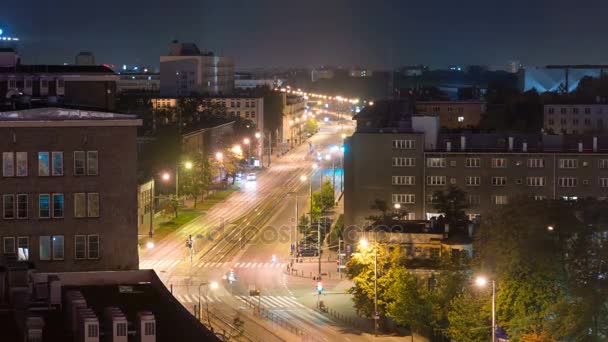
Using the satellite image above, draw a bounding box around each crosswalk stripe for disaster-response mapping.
[263,296,287,307]
[263,263,270,268]
[245,262,252,268]
[234,262,241,267]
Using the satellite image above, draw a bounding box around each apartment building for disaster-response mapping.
[0,50,118,110]
[416,101,485,129]
[160,41,234,96]
[544,104,608,134]
[345,99,608,229]
[282,93,307,146]
[0,108,141,272]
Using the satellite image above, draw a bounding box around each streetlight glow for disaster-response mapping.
[232,145,242,154]
[215,152,223,160]
[146,241,155,249]
[243,138,250,145]
[162,172,171,181]
[359,238,369,249]
[312,163,318,169]
[547,225,555,231]
[341,133,347,139]
[210,281,219,290]
[394,203,401,209]
[184,161,193,169]
[255,132,262,139]
[325,154,331,161]
[300,175,307,182]
[475,276,488,287]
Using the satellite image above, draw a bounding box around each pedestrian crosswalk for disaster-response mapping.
[230,262,286,269]
[189,261,287,269]
[139,259,288,271]
[236,295,307,309]
[174,293,222,304]
[139,259,181,270]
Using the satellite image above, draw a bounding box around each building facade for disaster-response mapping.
[160,41,234,97]
[0,108,141,272]
[416,101,485,129]
[345,100,608,229]
[117,72,160,94]
[0,54,118,110]
[544,104,608,134]
[151,96,264,133]
[281,94,307,146]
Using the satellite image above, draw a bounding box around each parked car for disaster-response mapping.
[247,173,256,181]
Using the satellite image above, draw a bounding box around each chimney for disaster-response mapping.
[593,137,598,152]
[460,136,466,151]
[508,137,514,151]
[522,141,528,152]
[446,141,451,152]
[578,141,583,153]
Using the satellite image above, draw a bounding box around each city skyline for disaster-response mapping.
[4,0,608,69]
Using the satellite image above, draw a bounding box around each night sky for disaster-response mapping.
[3,0,608,70]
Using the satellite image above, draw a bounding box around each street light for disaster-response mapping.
[394,203,401,210]
[475,275,496,342]
[199,281,219,327]
[146,240,155,249]
[243,138,251,166]
[184,161,193,170]
[162,172,171,181]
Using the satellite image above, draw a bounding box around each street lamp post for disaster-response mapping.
[215,152,224,187]
[198,281,219,327]
[243,138,251,166]
[476,276,496,342]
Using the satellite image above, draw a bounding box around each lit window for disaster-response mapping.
[491,158,507,168]
[74,193,86,218]
[17,237,29,261]
[52,193,64,218]
[39,194,50,218]
[494,195,508,205]
[457,116,464,123]
[38,152,50,176]
[52,152,63,176]
[465,158,480,168]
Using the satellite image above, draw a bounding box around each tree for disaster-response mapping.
[179,152,213,207]
[346,243,398,320]
[367,199,389,221]
[385,267,434,336]
[446,290,491,342]
[302,117,319,136]
[432,185,468,223]
[319,179,335,210]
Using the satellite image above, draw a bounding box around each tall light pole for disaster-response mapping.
[215,152,223,186]
[255,132,262,166]
[198,281,219,327]
[243,138,251,166]
[476,276,496,342]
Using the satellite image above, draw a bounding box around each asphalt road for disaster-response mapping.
[138,119,398,341]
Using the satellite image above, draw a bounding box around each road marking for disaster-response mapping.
[245,262,252,268]
[234,262,241,267]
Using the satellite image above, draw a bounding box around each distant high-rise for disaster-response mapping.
[75,51,96,66]
[160,40,234,96]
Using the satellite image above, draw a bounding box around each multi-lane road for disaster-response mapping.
[139,117,396,341]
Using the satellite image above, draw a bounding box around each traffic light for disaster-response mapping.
[228,268,236,283]
[316,281,323,294]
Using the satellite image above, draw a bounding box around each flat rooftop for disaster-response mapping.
[0,108,142,127]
